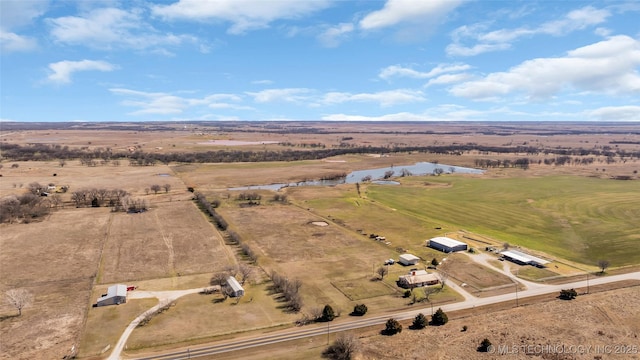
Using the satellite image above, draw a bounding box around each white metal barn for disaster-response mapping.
[97,284,127,307]
[428,237,468,253]
[226,276,245,297]
[500,250,549,267]
[398,253,420,266]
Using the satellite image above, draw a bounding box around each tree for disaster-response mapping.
[502,242,510,251]
[376,266,388,280]
[352,304,367,316]
[210,272,228,288]
[431,308,448,326]
[559,288,578,300]
[478,338,492,352]
[58,159,66,167]
[5,289,33,316]
[163,183,171,193]
[238,263,253,285]
[383,318,402,335]
[322,304,336,321]
[597,260,610,274]
[383,170,394,179]
[150,184,161,194]
[412,313,428,329]
[322,332,360,360]
[438,270,449,289]
[431,258,439,267]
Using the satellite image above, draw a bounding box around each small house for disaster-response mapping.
[398,270,439,288]
[398,253,420,266]
[97,284,127,307]
[226,276,245,297]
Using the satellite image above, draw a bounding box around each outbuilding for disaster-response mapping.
[97,284,127,307]
[226,276,245,297]
[398,253,420,266]
[428,236,468,253]
[500,250,549,267]
[398,270,440,288]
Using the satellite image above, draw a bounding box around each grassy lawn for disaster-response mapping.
[126,282,299,351]
[78,297,158,358]
[364,175,640,266]
[516,266,561,281]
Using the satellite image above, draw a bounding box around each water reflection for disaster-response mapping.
[228,162,482,191]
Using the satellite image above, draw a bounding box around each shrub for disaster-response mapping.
[412,313,428,329]
[431,308,448,326]
[383,318,402,335]
[559,288,578,300]
[352,304,367,316]
[322,305,336,321]
[478,338,492,352]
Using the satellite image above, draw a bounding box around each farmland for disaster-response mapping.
[1,121,639,359]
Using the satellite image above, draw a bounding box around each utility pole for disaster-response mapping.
[327,321,330,345]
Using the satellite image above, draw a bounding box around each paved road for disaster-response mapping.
[115,271,640,360]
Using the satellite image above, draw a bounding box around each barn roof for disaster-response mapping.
[226,276,244,293]
[429,236,467,248]
[399,253,420,261]
[98,284,127,302]
[500,250,549,265]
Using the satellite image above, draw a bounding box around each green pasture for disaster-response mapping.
[298,176,640,266]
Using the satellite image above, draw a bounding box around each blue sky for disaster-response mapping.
[1,0,639,122]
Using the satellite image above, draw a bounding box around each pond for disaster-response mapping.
[228,162,483,191]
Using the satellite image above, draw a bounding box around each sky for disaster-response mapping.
[1,0,639,122]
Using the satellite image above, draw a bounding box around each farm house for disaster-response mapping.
[226,276,245,297]
[398,253,420,266]
[398,270,439,288]
[97,284,127,307]
[427,236,468,253]
[500,250,550,267]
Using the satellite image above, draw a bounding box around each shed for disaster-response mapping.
[398,253,420,266]
[428,237,468,253]
[226,276,245,297]
[398,270,440,288]
[97,284,127,307]
[500,250,549,267]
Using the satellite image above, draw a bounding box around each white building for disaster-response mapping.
[500,250,549,267]
[97,284,127,307]
[398,253,420,266]
[226,276,245,297]
[428,237,468,253]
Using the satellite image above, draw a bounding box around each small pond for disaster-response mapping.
[228,162,482,191]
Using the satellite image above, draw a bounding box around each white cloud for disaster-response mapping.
[246,88,313,103]
[379,63,471,80]
[587,106,640,121]
[110,88,248,115]
[317,23,354,47]
[425,73,472,87]
[448,6,612,57]
[0,0,49,30]
[152,0,332,35]
[0,30,38,52]
[321,89,425,107]
[450,35,640,100]
[47,7,197,51]
[48,60,117,84]
[252,79,273,85]
[359,0,462,30]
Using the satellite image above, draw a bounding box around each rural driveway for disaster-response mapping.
[124,271,640,360]
[107,287,208,360]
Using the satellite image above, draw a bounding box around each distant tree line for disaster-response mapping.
[3,143,637,165]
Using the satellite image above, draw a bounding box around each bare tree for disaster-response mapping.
[6,289,33,316]
[163,184,171,193]
[58,159,66,167]
[210,272,228,287]
[597,260,610,274]
[238,263,253,285]
[438,270,449,289]
[150,184,161,194]
[322,332,360,360]
[502,242,510,251]
[376,266,388,280]
[223,264,239,278]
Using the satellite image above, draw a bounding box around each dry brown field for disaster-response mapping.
[1,122,639,359]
